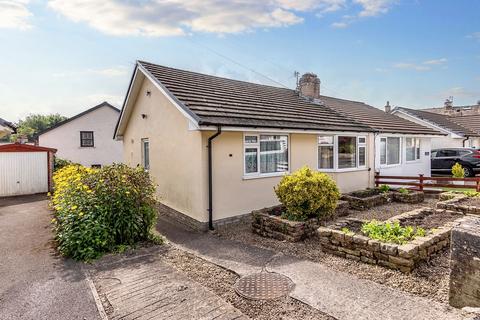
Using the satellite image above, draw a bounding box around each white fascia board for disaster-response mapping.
[198,125,372,136]
[376,133,441,139]
[137,64,200,127]
[392,109,457,137]
[114,66,141,140]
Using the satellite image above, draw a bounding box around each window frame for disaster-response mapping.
[317,135,368,172]
[379,136,402,167]
[80,131,94,148]
[405,137,421,162]
[141,138,150,170]
[243,133,290,179]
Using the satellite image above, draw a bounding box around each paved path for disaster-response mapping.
[0,195,100,320]
[157,215,472,320]
[90,247,247,320]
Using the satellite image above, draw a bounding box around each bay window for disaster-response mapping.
[380,137,401,165]
[244,134,288,176]
[317,135,367,171]
[406,138,421,161]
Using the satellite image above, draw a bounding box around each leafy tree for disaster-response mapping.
[10,113,67,142]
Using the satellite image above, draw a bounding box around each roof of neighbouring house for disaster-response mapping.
[37,101,119,137]
[120,61,442,136]
[450,115,480,135]
[393,107,480,137]
[0,118,16,131]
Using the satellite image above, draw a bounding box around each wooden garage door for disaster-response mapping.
[0,152,48,197]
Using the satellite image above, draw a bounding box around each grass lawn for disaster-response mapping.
[441,187,478,192]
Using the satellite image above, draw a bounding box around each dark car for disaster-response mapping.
[431,148,480,177]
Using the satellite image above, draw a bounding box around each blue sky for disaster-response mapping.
[0,0,479,121]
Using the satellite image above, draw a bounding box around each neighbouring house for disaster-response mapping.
[0,143,56,197]
[0,117,16,142]
[423,98,480,117]
[114,61,443,230]
[390,106,480,149]
[38,102,123,168]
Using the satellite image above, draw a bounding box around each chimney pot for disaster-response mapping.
[384,101,391,113]
[298,73,320,100]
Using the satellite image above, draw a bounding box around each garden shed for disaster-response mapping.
[0,143,56,197]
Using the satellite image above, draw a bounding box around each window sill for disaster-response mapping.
[405,159,421,164]
[318,167,368,173]
[79,146,95,149]
[379,163,402,168]
[243,172,289,180]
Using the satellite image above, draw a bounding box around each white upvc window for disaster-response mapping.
[244,134,289,177]
[380,137,401,166]
[141,138,150,170]
[406,137,421,161]
[317,135,367,171]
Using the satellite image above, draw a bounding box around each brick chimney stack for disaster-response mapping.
[298,73,320,100]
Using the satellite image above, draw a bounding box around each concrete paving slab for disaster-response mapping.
[91,248,247,320]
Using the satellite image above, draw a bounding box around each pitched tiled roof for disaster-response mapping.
[0,118,15,131]
[37,102,119,137]
[450,115,480,135]
[394,107,480,137]
[320,98,441,135]
[138,61,442,135]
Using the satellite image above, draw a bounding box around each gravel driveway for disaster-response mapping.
[0,195,100,320]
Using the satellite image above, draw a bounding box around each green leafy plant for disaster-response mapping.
[462,190,480,197]
[397,188,410,194]
[341,227,354,235]
[378,184,391,193]
[51,164,160,261]
[53,157,76,172]
[361,220,426,245]
[275,166,340,221]
[452,163,466,178]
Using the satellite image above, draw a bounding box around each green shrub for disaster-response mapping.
[397,188,409,194]
[274,166,340,221]
[54,157,75,172]
[51,164,160,261]
[452,163,465,178]
[361,220,426,245]
[378,184,391,193]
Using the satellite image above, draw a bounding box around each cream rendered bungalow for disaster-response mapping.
[114,61,442,230]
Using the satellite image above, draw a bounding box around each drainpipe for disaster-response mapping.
[463,136,470,148]
[208,126,222,230]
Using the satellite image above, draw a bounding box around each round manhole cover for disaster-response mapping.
[234,272,293,300]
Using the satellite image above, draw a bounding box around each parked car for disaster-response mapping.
[431,148,480,177]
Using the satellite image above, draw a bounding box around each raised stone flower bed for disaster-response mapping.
[437,194,480,215]
[391,190,425,204]
[341,189,392,210]
[252,201,350,242]
[318,207,463,273]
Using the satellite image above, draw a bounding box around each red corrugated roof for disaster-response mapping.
[0,143,57,153]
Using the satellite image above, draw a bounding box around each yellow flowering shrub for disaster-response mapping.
[274,166,340,221]
[51,164,158,261]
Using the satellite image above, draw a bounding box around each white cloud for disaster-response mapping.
[393,58,448,71]
[467,32,480,41]
[423,58,447,65]
[52,66,129,78]
[331,21,349,28]
[0,0,33,30]
[354,0,395,17]
[48,0,394,36]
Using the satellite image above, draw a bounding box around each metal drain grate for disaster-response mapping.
[234,272,293,300]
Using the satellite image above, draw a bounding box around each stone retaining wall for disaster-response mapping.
[437,194,480,215]
[392,190,424,204]
[252,201,350,242]
[341,189,391,210]
[318,208,460,273]
[252,206,319,242]
[449,215,480,308]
